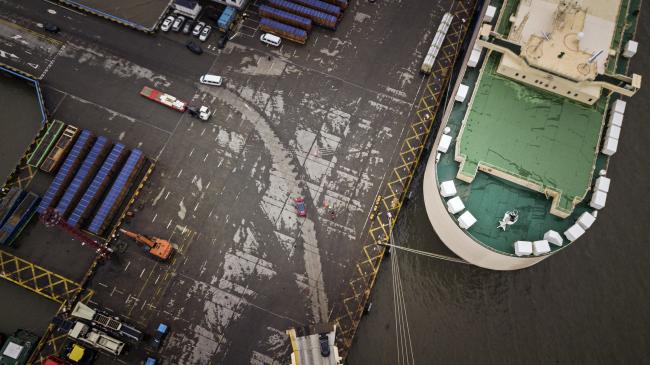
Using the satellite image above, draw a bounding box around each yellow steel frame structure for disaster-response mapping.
[0,249,83,304]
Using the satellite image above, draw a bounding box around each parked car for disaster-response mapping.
[182,20,193,34]
[43,355,66,365]
[218,31,229,49]
[186,40,203,55]
[260,33,281,47]
[192,21,205,36]
[160,16,174,32]
[319,333,330,357]
[199,74,222,86]
[172,15,185,32]
[150,323,168,350]
[43,22,60,33]
[199,25,212,42]
[294,197,306,217]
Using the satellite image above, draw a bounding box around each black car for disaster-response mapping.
[186,41,203,55]
[43,22,60,33]
[218,32,229,49]
[182,21,193,34]
[319,333,330,357]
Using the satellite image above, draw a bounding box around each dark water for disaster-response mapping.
[348,18,650,365]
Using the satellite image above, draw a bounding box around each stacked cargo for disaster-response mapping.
[261,0,350,44]
[259,5,312,30]
[87,149,145,236]
[260,18,308,44]
[267,0,337,30]
[37,130,95,214]
[290,0,341,18]
[322,0,348,10]
[68,143,128,228]
[55,136,112,218]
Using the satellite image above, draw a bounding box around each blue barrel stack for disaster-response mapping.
[259,0,350,44]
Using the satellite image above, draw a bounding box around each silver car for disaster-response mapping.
[199,25,212,42]
[192,21,205,36]
[160,16,174,32]
[172,15,185,32]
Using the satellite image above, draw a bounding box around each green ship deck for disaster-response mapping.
[432,0,640,256]
[455,57,604,217]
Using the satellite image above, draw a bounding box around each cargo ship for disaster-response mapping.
[423,0,642,270]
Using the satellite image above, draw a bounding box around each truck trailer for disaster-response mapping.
[68,322,125,356]
[71,302,143,342]
[140,86,187,112]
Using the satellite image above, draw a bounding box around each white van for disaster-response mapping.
[199,74,222,86]
[260,33,281,47]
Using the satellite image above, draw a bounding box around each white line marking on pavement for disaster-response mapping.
[140,268,146,278]
[152,213,157,223]
[124,261,131,271]
[167,219,173,229]
[46,86,173,135]
[177,169,183,178]
[189,147,194,157]
[203,153,209,162]
[43,0,86,16]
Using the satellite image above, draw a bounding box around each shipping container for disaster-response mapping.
[40,125,80,174]
[259,5,312,30]
[87,149,145,236]
[260,18,308,44]
[0,192,40,246]
[68,143,128,228]
[55,136,112,218]
[37,130,95,215]
[290,0,341,18]
[218,6,237,31]
[267,0,337,29]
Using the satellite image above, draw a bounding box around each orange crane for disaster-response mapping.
[119,228,174,260]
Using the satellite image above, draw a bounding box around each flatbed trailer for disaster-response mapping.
[0,192,40,246]
[140,86,187,112]
[40,125,80,174]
